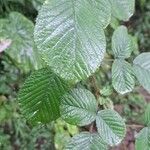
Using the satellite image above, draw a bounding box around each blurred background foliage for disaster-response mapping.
[0,0,149,149]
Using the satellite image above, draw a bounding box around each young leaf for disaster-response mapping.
[65,132,108,150]
[60,88,97,126]
[110,0,135,21]
[96,109,126,146]
[135,127,150,150]
[18,68,69,125]
[112,26,133,59]
[0,12,39,72]
[34,0,107,83]
[112,59,135,94]
[133,53,150,93]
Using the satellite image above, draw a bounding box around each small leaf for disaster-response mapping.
[60,88,97,126]
[101,85,113,96]
[34,0,107,83]
[18,68,69,125]
[112,59,135,94]
[65,132,108,150]
[98,97,114,109]
[135,127,150,150]
[110,0,135,21]
[112,26,133,59]
[96,109,126,146]
[133,53,150,93]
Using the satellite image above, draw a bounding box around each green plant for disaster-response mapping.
[16,0,150,149]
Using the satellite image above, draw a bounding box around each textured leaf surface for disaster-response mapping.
[34,0,108,83]
[60,88,97,126]
[135,127,150,150]
[110,0,135,21]
[133,53,150,93]
[65,132,108,150]
[0,12,40,72]
[112,59,135,94]
[96,109,126,146]
[18,68,69,125]
[112,26,133,59]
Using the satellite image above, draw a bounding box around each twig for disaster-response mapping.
[127,124,144,129]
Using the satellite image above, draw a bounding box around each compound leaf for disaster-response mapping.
[18,68,69,125]
[34,0,108,83]
[96,109,126,146]
[112,59,135,94]
[65,132,108,150]
[60,88,97,126]
[133,53,150,93]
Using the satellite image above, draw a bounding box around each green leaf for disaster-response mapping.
[112,59,135,94]
[32,0,45,10]
[101,85,113,97]
[112,26,133,59]
[34,0,108,83]
[65,132,108,150]
[0,12,40,72]
[98,97,114,109]
[18,68,69,125]
[133,53,150,93]
[144,104,150,125]
[60,88,97,126]
[96,109,126,146]
[110,0,135,21]
[135,127,150,150]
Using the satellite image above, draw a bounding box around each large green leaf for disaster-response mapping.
[135,127,150,150]
[96,109,126,146]
[60,88,97,126]
[112,59,135,94]
[65,132,108,150]
[133,53,150,93]
[34,0,109,83]
[0,12,40,72]
[18,68,69,125]
[112,26,133,59]
[110,0,135,21]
